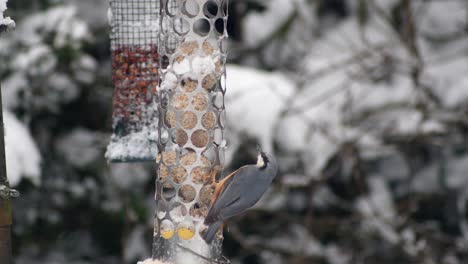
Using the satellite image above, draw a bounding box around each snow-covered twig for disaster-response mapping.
[0,0,15,34]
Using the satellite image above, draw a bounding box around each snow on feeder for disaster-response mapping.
[152,0,228,263]
[106,0,160,162]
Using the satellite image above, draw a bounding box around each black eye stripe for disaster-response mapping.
[260,152,269,164]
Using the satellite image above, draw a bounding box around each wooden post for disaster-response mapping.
[0,82,12,264]
[1,4,17,263]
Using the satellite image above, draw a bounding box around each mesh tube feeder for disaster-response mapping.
[153,0,228,263]
[107,0,161,162]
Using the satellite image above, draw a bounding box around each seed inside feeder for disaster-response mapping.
[192,92,208,111]
[181,149,197,166]
[173,93,189,110]
[176,129,188,146]
[215,58,223,76]
[191,129,209,148]
[179,185,196,203]
[171,165,188,184]
[202,74,217,91]
[190,203,208,221]
[160,219,175,239]
[202,40,215,55]
[200,155,212,167]
[202,148,217,166]
[162,150,177,165]
[181,111,198,129]
[175,54,185,63]
[200,185,214,205]
[177,221,195,240]
[181,77,198,93]
[180,41,199,56]
[165,111,176,128]
[159,164,169,182]
[191,166,211,184]
[202,112,216,129]
[110,46,159,139]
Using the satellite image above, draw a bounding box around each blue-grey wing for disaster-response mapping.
[205,167,245,224]
[217,166,268,220]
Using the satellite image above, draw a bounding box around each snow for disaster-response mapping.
[276,115,309,152]
[16,6,90,48]
[355,177,400,245]
[0,6,92,113]
[56,128,102,169]
[2,73,27,109]
[137,259,169,264]
[0,0,14,31]
[446,155,468,189]
[419,1,467,37]
[243,0,295,46]
[425,56,468,108]
[0,0,7,17]
[72,54,98,84]
[160,72,178,91]
[175,238,211,264]
[48,73,79,105]
[242,6,464,180]
[124,226,150,262]
[107,7,113,25]
[173,57,191,75]
[4,110,41,186]
[5,1,468,263]
[376,154,409,181]
[259,251,283,264]
[324,244,350,264]
[13,44,57,75]
[191,56,215,76]
[224,64,295,161]
[109,163,149,190]
[412,154,468,194]
[64,0,109,29]
[281,173,310,187]
[361,177,396,221]
[44,6,90,48]
[105,125,158,162]
[265,224,324,257]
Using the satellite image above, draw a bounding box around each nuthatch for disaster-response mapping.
[202,148,278,243]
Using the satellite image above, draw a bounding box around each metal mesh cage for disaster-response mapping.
[153,0,228,263]
[106,0,161,162]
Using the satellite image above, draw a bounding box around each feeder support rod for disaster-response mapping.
[0,82,13,264]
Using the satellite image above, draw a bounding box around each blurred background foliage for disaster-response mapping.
[1,0,468,263]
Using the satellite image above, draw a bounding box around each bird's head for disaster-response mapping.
[255,145,270,170]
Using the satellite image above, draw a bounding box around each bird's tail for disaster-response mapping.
[202,221,222,244]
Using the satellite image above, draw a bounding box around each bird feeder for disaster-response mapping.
[106,0,160,162]
[152,0,228,263]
